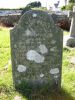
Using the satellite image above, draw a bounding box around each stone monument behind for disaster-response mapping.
[67,6,75,47]
[10,10,63,93]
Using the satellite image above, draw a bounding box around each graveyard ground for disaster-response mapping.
[0,27,75,100]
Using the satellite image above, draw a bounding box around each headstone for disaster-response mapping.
[54,1,60,8]
[54,1,60,11]
[66,6,75,47]
[10,10,63,93]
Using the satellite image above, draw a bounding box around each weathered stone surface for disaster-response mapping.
[67,6,75,47]
[66,37,75,47]
[10,10,63,93]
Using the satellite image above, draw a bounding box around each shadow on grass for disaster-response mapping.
[17,88,75,100]
[0,84,75,100]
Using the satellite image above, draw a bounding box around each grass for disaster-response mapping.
[0,27,75,100]
[63,31,70,35]
[0,27,10,70]
[62,48,75,97]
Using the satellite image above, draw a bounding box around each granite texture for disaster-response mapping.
[10,10,63,93]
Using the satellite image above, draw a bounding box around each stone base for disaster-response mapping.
[15,80,61,96]
[66,37,75,47]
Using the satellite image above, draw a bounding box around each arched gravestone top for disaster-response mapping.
[10,10,63,92]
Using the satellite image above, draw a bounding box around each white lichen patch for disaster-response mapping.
[50,68,59,74]
[17,65,27,72]
[25,29,36,36]
[17,80,21,84]
[25,29,32,36]
[14,44,17,48]
[50,48,55,52]
[15,60,17,64]
[39,44,48,54]
[50,46,57,52]
[49,34,53,38]
[51,40,56,44]
[40,73,44,78]
[54,75,59,78]
[32,13,37,17]
[26,50,45,63]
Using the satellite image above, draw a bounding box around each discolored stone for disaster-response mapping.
[10,10,63,93]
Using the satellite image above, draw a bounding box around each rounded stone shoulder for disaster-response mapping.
[18,10,54,24]
[66,37,75,47]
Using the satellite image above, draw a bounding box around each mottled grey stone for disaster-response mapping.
[67,6,75,47]
[10,10,63,93]
[67,37,75,47]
